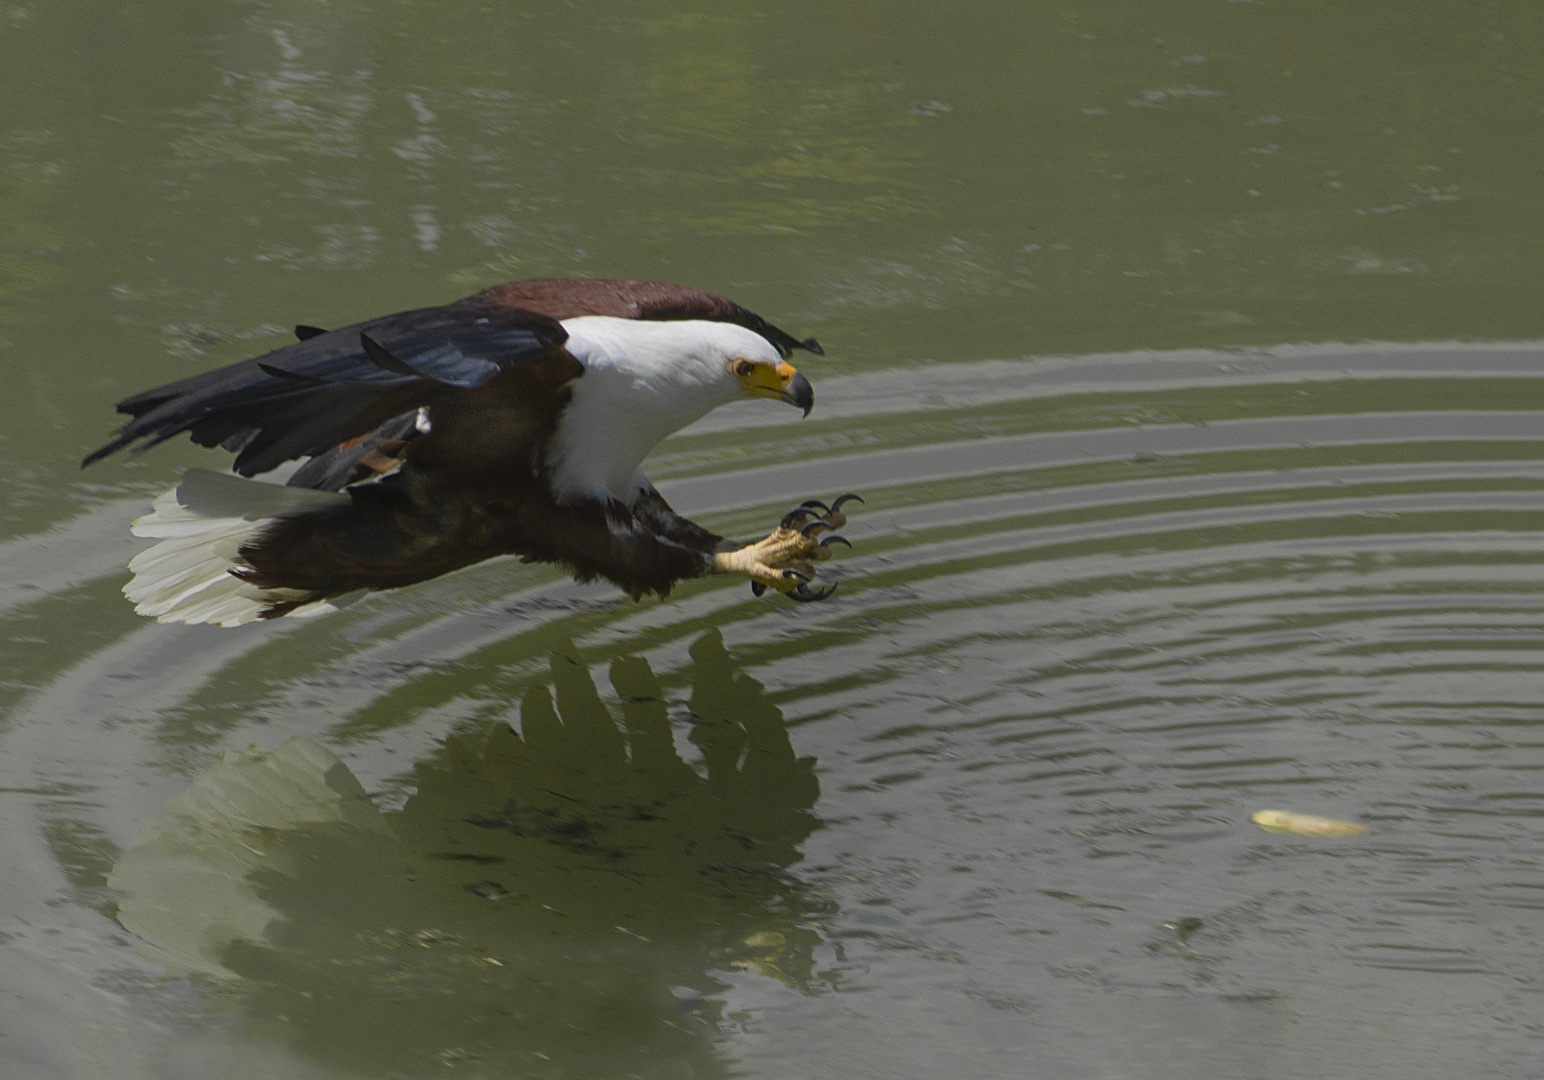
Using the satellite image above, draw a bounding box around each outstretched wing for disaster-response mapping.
[84,298,568,480]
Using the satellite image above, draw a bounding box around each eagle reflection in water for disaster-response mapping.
[109,629,831,1079]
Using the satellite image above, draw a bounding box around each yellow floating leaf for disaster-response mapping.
[1252,809,1368,837]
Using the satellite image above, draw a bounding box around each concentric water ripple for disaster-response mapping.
[2,342,1541,1078]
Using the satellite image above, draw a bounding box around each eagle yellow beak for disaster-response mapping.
[736,360,814,416]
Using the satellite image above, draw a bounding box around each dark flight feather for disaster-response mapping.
[360,333,441,381]
[83,301,568,475]
[258,363,329,384]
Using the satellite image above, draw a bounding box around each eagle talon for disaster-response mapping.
[721,493,860,598]
[812,493,863,529]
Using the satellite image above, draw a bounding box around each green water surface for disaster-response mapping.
[2,3,1543,1079]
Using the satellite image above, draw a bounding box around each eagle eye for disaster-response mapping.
[735,360,756,377]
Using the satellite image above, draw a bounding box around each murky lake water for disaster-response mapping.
[3,3,1543,1077]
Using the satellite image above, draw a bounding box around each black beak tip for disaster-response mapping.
[790,371,814,417]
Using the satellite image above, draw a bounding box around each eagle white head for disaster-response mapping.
[547,316,814,503]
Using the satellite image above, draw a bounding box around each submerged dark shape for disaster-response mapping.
[84,279,857,624]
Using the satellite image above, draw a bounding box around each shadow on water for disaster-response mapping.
[108,630,829,1080]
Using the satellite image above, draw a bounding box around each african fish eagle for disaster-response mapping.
[84,279,859,626]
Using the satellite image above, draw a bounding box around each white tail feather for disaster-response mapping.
[124,471,349,627]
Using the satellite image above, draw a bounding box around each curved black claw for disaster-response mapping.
[788,583,838,603]
[780,567,812,583]
[830,493,865,514]
[801,519,834,538]
[751,581,767,597]
[800,499,831,513]
[780,506,817,529]
[819,534,852,550]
